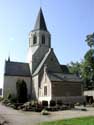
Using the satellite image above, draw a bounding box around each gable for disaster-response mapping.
[33,48,62,76]
[45,50,63,73]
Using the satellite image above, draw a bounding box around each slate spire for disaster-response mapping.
[34,8,47,31]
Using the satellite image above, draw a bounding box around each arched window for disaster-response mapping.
[33,35,37,44]
[42,35,45,44]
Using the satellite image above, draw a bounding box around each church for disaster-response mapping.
[3,8,84,104]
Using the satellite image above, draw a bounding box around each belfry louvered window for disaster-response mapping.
[42,35,45,44]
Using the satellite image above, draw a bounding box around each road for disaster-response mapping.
[0,103,94,125]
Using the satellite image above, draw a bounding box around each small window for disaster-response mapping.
[33,36,37,44]
[42,35,45,44]
[44,86,47,96]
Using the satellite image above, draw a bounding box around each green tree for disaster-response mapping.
[16,79,27,103]
[68,33,94,90]
[85,32,94,48]
[81,33,94,89]
[68,61,81,77]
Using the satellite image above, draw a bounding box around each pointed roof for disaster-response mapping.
[34,8,47,31]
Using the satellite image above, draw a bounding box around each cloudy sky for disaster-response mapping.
[0,0,94,88]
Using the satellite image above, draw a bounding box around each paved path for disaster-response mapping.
[0,103,94,125]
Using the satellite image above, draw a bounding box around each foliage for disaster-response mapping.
[17,101,43,112]
[42,101,48,107]
[41,109,49,115]
[68,33,94,90]
[2,99,10,105]
[7,92,12,100]
[84,49,94,63]
[68,61,81,76]
[83,33,94,89]
[50,100,56,107]
[3,91,17,104]
[57,100,63,106]
[39,116,94,125]
[16,79,27,103]
[0,96,3,101]
[85,32,94,48]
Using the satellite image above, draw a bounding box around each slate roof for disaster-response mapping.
[4,61,31,77]
[33,8,47,31]
[33,48,51,76]
[48,72,82,82]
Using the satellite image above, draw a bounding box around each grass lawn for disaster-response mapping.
[38,116,94,125]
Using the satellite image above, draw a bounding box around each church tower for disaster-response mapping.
[27,8,51,74]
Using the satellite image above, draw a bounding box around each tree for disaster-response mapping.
[67,61,81,77]
[81,33,94,89]
[68,33,94,90]
[16,79,27,103]
[85,32,94,48]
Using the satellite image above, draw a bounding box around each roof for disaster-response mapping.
[33,8,47,31]
[33,48,51,76]
[4,61,31,77]
[48,72,82,82]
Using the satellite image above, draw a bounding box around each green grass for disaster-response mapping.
[38,116,94,125]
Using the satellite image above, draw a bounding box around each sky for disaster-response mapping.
[0,0,94,88]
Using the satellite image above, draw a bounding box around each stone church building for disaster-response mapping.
[3,8,84,104]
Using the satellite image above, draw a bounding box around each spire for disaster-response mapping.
[34,8,47,31]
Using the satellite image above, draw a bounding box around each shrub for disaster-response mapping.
[42,101,48,107]
[41,109,49,115]
[91,103,94,107]
[50,100,56,107]
[57,100,63,106]
[16,79,27,103]
[0,97,3,101]
[10,96,17,103]
[6,92,17,104]
[2,99,10,105]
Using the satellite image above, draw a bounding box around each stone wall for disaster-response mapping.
[32,75,39,99]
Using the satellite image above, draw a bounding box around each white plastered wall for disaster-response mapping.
[39,72,52,102]
[84,90,94,99]
[3,76,31,98]
[32,75,39,99]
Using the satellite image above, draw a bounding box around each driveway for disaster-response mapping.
[0,103,94,125]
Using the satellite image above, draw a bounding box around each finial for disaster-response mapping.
[44,64,47,73]
[8,50,10,62]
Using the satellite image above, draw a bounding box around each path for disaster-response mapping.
[0,103,94,125]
